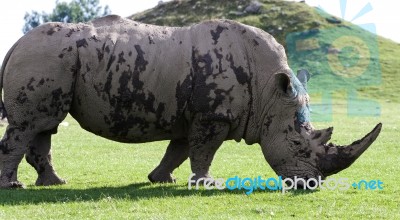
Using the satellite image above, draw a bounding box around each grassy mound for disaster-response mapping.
[130,0,400,104]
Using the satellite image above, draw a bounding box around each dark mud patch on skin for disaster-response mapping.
[226,54,249,85]
[175,74,192,116]
[27,78,36,91]
[133,45,148,72]
[117,51,126,64]
[210,25,228,45]
[263,115,274,133]
[65,27,83,37]
[48,88,73,117]
[58,46,73,59]
[105,45,111,53]
[116,51,126,72]
[17,91,28,104]
[104,44,171,137]
[213,48,227,78]
[212,86,234,109]
[106,55,116,72]
[89,35,101,42]
[47,29,56,36]
[104,71,113,100]
[96,48,104,62]
[76,39,88,48]
[37,78,45,87]
[189,47,238,122]
[253,39,259,46]
[47,25,61,36]
[190,47,217,113]
[66,28,75,37]
[148,35,155,44]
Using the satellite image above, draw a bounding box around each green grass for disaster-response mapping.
[0,100,398,219]
[1,0,399,219]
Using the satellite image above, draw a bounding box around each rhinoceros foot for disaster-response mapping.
[0,181,26,189]
[35,173,66,186]
[148,168,176,183]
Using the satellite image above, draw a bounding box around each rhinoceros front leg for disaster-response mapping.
[25,131,66,186]
[0,126,33,188]
[188,118,229,182]
[148,139,189,183]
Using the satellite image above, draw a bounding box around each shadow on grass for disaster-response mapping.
[0,182,317,205]
[0,182,240,205]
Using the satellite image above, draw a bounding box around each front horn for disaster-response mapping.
[318,123,382,176]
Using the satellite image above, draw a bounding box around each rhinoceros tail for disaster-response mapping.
[0,40,20,119]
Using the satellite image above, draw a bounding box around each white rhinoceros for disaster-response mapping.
[0,15,381,188]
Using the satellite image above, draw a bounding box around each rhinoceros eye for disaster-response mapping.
[289,138,301,146]
[293,140,301,146]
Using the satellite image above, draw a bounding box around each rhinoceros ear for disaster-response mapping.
[297,69,310,91]
[275,73,293,95]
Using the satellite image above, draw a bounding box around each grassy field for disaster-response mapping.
[1,0,399,219]
[0,99,398,219]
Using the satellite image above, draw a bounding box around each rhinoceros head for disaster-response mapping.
[259,69,382,188]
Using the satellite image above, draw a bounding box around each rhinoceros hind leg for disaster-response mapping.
[0,126,34,189]
[25,130,66,186]
[188,118,229,182]
[148,139,189,183]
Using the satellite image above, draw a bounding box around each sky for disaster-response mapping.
[0,0,399,61]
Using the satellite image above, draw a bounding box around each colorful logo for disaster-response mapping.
[286,0,381,121]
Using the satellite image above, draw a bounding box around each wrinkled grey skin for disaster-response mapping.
[0,15,381,188]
